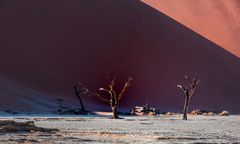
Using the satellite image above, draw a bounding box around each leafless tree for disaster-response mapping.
[96,76,133,119]
[56,98,64,109]
[177,75,200,120]
[73,83,89,111]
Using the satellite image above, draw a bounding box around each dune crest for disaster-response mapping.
[142,0,240,57]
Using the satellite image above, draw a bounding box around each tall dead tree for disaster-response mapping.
[73,83,89,111]
[97,76,133,119]
[177,75,200,120]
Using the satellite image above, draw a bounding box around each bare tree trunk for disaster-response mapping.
[74,87,85,111]
[78,96,85,111]
[183,96,190,120]
[111,105,118,119]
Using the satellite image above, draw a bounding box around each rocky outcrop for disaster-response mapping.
[190,109,217,116]
[131,105,158,116]
[218,111,230,116]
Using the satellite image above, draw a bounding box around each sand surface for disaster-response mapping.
[0,115,240,143]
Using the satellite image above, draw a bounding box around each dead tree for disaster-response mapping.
[177,75,200,120]
[73,83,89,111]
[56,98,64,109]
[97,76,133,119]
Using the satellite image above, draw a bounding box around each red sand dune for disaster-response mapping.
[0,0,240,113]
[142,0,240,57]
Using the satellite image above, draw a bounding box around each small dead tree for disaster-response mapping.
[97,76,133,119]
[56,98,64,109]
[177,75,200,120]
[73,83,89,111]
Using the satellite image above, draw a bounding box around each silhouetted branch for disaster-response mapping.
[118,76,133,100]
[185,75,193,87]
[99,87,112,97]
[177,85,186,93]
[96,93,111,103]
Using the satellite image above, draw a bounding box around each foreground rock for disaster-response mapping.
[0,120,59,133]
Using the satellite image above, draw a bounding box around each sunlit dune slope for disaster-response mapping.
[142,0,240,57]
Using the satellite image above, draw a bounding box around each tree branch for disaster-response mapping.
[118,77,133,100]
[177,85,187,93]
[110,78,116,87]
[96,93,111,103]
[196,79,201,85]
[99,87,113,98]
[74,83,89,95]
[185,75,193,87]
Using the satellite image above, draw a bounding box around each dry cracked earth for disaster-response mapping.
[0,115,240,144]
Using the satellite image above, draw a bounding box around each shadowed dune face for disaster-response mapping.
[142,0,240,57]
[0,0,240,113]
